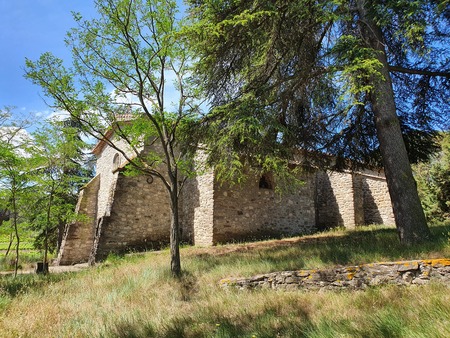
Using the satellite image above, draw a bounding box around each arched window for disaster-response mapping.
[112,153,120,171]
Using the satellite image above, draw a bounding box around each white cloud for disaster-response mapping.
[0,126,32,158]
[45,110,70,122]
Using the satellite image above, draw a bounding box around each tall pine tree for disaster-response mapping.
[188,0,450,244]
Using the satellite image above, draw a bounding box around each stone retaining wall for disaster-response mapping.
[220,259,450,290]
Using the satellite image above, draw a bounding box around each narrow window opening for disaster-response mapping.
[259,174,273,189]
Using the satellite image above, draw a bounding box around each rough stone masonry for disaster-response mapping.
[220,259,450,291]
[57,134,396,265]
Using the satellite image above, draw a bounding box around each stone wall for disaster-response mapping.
[353,174,365,225]
[180,161,215,246]
[95,138,134,218]
[212,172,316,243]
[316,169,394,229]
[220,259,450,291]
[361,171,395,225]
[57,137,396,264]
[179,177,197,244]
[94,173,171,260]
[316,171,356,229]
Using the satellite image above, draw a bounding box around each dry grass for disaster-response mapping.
[0,223,449,337]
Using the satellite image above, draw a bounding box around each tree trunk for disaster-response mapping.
[169,181,181,278]
[4,232,13,258]
[12,189,20,277]
[357,1,431,244]
[43,193,53,275]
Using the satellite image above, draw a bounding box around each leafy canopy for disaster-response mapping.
[188,0,450,169]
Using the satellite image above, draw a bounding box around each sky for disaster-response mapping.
[0,1,98,120]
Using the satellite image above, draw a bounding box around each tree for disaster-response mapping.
[353,1,430,243]
[0,118,31,276]
[416,132,450,221]
[26,121,91,273]
[188,0,450,244]
[26,0,201,277]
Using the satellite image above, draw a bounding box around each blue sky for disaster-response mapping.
[0,1,97,118]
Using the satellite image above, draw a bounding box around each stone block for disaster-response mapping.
[397,261,419,272]
[220,259,450,291]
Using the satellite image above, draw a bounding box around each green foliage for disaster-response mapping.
[25,0,204,276]
[188,0,449,244]
[200,97,299,187]
[0,112,33,276]
[332,35,384,99]
[0,109,92,266]
[25,121,92,260]
[372,0,428,51]
[416,132,450,220]
[25,0,203,182]
[188,0,449,167]
[0,222,35,251]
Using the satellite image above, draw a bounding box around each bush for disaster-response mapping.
[415,132,450,221]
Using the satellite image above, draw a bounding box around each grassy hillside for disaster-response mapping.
[0,223,449,337]
[0,223,43,271]
[0,222,36,250]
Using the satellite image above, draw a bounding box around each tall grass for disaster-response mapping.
[0,250,44,271]
[0,223,448,337]
[0,221,41,271]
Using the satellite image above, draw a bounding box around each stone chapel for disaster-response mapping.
[56,131,394,265]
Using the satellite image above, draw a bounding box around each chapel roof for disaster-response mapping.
[91,113,135,156]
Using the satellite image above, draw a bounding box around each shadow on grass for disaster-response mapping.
[101,287,446,338]
[100,301,367,338]
[185,224,450,274]
[0,272,72,298]
[98,224,450,338]
[101,320,157,338]
[177,270,199,302]
[316,224,449,265]
[102,306,313,338]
